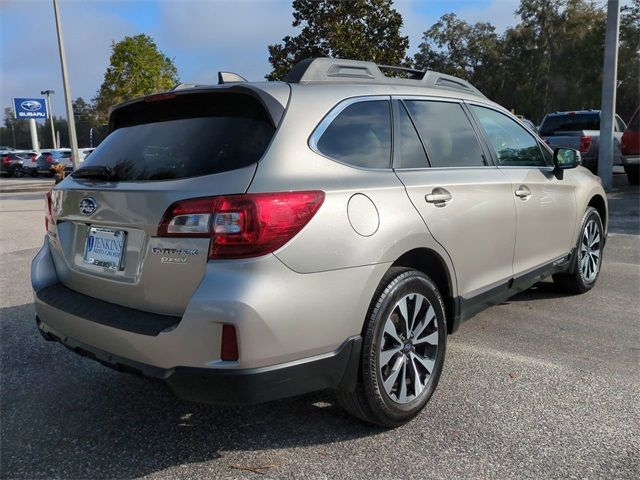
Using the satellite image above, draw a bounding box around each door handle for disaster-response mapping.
[515,185,531,199]
[425,188,452,204]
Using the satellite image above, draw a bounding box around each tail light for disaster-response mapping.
[45,154,54,164]
[31,154,37,163]
[158,191,325,259]
[45,192,54,230]
[2,155,10,165]
[579,135,592,153]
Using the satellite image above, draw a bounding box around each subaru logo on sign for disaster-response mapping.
[13,97,48,119]
[20,100,42,111]
[79,197,98,215]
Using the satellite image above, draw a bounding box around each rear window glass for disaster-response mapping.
[315,100,391,169]
[83,93,275,181]
[539,113,600,136]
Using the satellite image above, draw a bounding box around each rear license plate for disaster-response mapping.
[83,227,126,270]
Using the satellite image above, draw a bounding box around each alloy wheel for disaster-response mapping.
[378,293,439,404]
[580,219,601,283]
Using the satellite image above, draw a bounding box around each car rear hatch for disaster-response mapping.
[46,88,285,316]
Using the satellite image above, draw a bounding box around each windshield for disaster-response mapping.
[539,113,600,136]
[82,92,275,181]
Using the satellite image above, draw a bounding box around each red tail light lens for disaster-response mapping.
[2,155,10,165]
[31,154,37,163]
[579,135,592,153]
[45,192,53,230]
[158,191,325,259]
[45,154,54,164]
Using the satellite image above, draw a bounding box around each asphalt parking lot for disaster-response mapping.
[1,174,638,480]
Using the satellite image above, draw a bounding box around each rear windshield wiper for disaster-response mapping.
[71,165,119,181]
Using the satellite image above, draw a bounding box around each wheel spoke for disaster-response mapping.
[380,346,401,367]
[580,254,589,273]
[410,294,423,333]
[397,296,410,338]
[383,319,402,345]
[412,305,434,340]
[383,356,404,393]
[411,351,435,374]
[397,361,408,403]
[590,233,600,248]
[409,356,424,397]
[413,330,438,346]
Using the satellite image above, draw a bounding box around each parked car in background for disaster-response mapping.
[539,110,626,172]
[35,149,73,176]
[17,151,41,177]
[33,58,608,427]
[621,108,639,185]
[0,152,25,177]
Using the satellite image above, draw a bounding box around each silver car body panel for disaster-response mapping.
[32,73,608,379]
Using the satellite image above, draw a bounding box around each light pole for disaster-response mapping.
[40,89,57,149]
[597,0,620,191]
[52,0,79,168]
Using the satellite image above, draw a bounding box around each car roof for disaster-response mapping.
[109,58,502,128]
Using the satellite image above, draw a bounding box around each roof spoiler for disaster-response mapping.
[218,71,248,84]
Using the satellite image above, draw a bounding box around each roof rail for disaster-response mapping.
[284,58,485,98]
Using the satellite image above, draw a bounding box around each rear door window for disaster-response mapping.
[82,93,275,181]
[397,102,429,168]
[404,100,485,167]
[314,100,391,169]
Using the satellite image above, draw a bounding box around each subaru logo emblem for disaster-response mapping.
[20,100,42,111]
[79,197,98,215]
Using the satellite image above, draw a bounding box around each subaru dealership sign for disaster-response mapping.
[13,97,48,119]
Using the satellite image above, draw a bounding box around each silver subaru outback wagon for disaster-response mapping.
[32,58,607,427]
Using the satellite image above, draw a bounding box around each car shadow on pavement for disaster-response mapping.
[0,303,383,480]
[506,280,567,302]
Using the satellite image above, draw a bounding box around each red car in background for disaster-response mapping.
[621,108,639,185]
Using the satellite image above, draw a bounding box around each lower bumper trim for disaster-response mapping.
[36,316,362,405]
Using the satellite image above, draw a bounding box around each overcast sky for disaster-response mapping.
[0,0,523,121]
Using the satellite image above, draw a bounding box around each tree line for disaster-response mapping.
[1,0,637,150]
[269,0,639,123]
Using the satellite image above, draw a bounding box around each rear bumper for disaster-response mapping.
[32,236,385,404]
[36,315,361,404]
[622,155,639,167]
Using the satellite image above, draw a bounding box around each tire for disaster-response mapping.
[625,165,639,185]
[553,207,604,294]
[338,267,447,427]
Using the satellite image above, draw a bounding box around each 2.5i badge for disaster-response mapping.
[152,247,198,265]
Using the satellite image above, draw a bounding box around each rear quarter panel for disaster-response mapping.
[248,84,458,291]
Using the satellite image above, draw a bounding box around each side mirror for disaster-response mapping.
[553,148,581,170]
